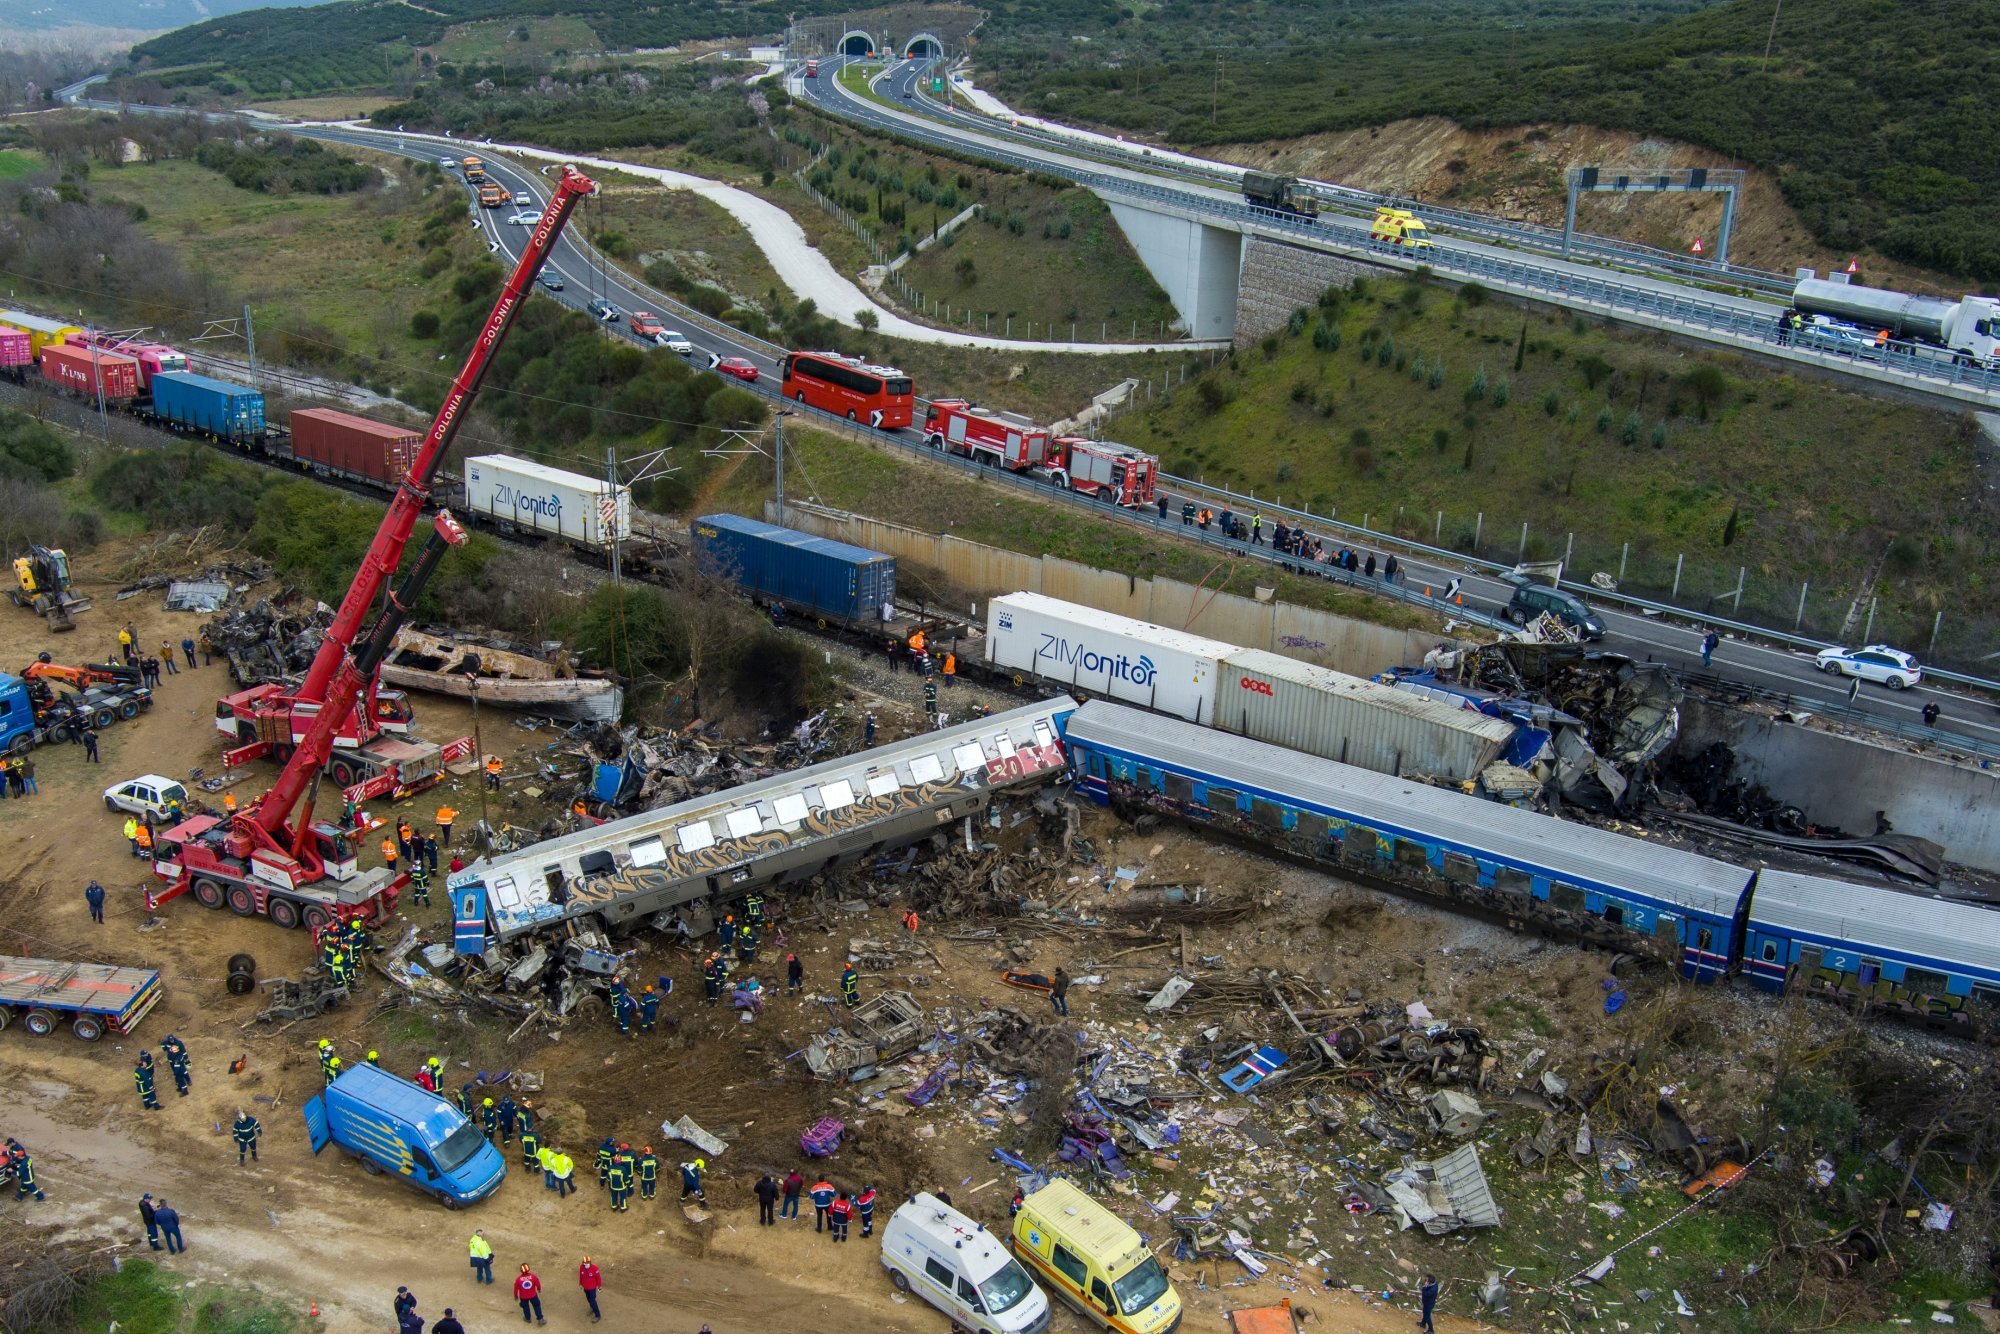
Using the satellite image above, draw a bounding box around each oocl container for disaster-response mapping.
[1218,648,1515,782]
[984,591,1233,723]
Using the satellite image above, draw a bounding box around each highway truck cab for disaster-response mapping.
[882,1193,1051,1334]
[305,1063,505,1207]
[1011,1181,1181,1334]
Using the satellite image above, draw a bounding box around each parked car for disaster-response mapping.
[589,299,619,322]
[1815,644,1922,690]
[103,773,190,821]
[538,272,565,291]
[1501,579,1605,640]
[716,356,759,382]
[514,191,532,206]
[656,329,695,355]
[507,211,543,227]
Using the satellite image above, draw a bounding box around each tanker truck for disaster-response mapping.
[1791,274,2000,367]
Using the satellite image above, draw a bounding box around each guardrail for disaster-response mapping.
[1682,669,2000,763]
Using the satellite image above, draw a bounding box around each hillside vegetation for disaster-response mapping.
[1111,275,1996,665]
[985,0,2000,283]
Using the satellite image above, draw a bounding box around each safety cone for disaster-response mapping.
[308,1301,320,1320]
[1454,595,1463,605]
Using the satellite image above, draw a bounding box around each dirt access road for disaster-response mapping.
[0,553,1499,1333]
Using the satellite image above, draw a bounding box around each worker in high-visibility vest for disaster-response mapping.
[436,804,458,846]
[485,755,503,790]
[123,816,141,857]
[381,835,398,871]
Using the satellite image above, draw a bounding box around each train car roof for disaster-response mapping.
[1749,868,2000,981]
[459,695,1077,938]
[1067,701,1752,921]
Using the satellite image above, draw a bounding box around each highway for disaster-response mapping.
[55,85,2000,752]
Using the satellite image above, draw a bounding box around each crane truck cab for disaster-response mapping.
[1370,207,1433,249]
[305,1063,505,1208]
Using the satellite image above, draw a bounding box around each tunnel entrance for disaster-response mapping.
[841,31,875,57]
[903,35,944,60]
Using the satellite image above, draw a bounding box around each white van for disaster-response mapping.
[882,1192,1051,1334]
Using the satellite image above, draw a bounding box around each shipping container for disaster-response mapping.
[0,330,29,372]
[148,372,266,444]
[693,513,895,625]
[65,334,187,389]
[462,455,631,550]
[0,309,84,359]
[1218,649,1515,782]
[39,344,139,401]
[289,408,420,487]
[984,591,1233,723]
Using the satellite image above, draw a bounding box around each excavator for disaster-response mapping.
[146,164,599,934]
[10,546,90,631]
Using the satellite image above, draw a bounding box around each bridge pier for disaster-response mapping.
[1105,201,1244,342]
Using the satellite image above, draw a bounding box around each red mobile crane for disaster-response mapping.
[149,166,600,933]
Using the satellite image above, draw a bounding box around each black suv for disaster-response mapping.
[1502,579,1606,640]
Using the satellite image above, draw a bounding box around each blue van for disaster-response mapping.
[303,1064,505,1207]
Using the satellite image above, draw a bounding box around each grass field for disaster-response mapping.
[0,150,38,180]
[427,15,602,64]
[1111,275,1995,661]
[242,94,400,119]
[585,185,786,312]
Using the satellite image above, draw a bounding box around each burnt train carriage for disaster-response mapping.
[457,697,1077,949]
[1064,702,1754,979]
[1744,869,2000,1027]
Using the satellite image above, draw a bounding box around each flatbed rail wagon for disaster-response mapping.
[0,954,164,1040]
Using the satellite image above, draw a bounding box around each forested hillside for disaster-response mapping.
[986,0,2000,281]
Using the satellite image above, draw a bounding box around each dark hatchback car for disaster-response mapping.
[1502,578,1606,640]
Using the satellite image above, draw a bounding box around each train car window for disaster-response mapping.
[952,741,988,773]
[1250,797,1285,829]
[1205,786,1239,813]
[1972,984,2000,1011]
[677,822,717,853]
[1858,959,1880,988]
[821,779,858,810]
[1294,810,1329,840]
[993,734,1017,758]
[866,773,899,798]
[1443,852,1478,884]
[1033,723,1056,749]
[772,793,810,827]
[1550,883,1586,912]
[1343,828,1380,862]
[1905,967,1949,994]
[629,836,668,867]
[1492,867,1531,897]
[1164,773,1194,803]
[1392,839,1429,871]
[1759,939,1779,962]
[908,755,945,784]
[1602,903,1625,926]
[725,807,762,840]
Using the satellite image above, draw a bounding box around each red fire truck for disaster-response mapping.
[1048,437,1158,506]
[922,399,1052,469]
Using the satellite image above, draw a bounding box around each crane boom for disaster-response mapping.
[296,166,598,706]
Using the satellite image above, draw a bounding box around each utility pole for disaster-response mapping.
[1212,56,1222,123]
[242,304,258,387]
[773,411,791,526]
[85,331,107,439]
[471,677,490,851]
[1761,0,1784,73]
[605,444,622,583]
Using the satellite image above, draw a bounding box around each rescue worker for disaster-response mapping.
[381,834,399,872]
[1251,512,1264,545]
[468,1230,494,1284]
[436,804,457,846]
[613,987,637,1037]
[409,859,431,906]
[717,914,737,958]
[596,1137,615,1189]
[902,907,920,935]
[514,1264,544,1325]
[416,1065,437,1091]
[481,1098,499,1141]
[605,1154,632,1212]
[135,1052,160,1110]
[864,711,877,745]
[538,1145,557,1191]
[397,819,414,862]
[552,1148,574,1198]
[458,1083,475,1116]
[738,924,760,966]
[365,1050,380,1067]
[809,1176,835,1231]
[517,1099,534,1134]
[233,1109,261,1165]
[317,1038,336,1080]
[702,953,725,1004]
[841,963,860,1009]
[325,1055,343,1086]
[1181,498,1196,526]
[638,986,661,1034]
[123,815,141,857]
[942,651,956,686]
[485,754,503,790]
[923,676,938,726]
[855,1183,878,1236]
[521,1121,541,1171]
[421,831,439,873]
[636,1147,658,1201]
[786,953,804,996]
[425,1055,444,1088]
[828,1190,851,1242]
[742,891,765,929]
[496,1095,517,1145]
[85,879,105,924]
[578,1257,604,1322]
[1009,1186,1024,1217]
[12,1150,43,1202]
[134,822,153,860]
[679,1158,705,1201]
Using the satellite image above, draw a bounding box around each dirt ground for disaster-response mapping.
[0,548,1519,1333]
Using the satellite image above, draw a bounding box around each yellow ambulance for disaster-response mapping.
[1009,1180,1182,1333]
[1370,207,1433,249]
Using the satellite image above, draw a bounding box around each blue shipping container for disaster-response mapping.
[692,513,895,624]
[150,371,265,442]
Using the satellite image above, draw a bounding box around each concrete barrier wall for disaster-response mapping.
[772,501,1439,676]
[1680,697,2000,873]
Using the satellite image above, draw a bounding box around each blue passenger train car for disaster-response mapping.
[1064,701,1754,980]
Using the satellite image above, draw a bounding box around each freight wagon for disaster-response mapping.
[290,408,420,487]
[0,330,28,377]
[462,455,630,551]
[693,513,896,626]
[1217,649,1515,783]
[145,372,267,446]
[985,591,1233,723]
[0,309,83,360]
[39,344,140,402]
[0,954,164,1040]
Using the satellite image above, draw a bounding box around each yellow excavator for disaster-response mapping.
[10,546,89,632]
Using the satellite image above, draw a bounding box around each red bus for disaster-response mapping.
[782,351,913,429]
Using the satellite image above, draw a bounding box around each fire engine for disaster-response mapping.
[1048,437,1157,506]
[922,399,1052,470]
[148,166,601,934]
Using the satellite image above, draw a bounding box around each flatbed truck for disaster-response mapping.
[0,955,164,1040]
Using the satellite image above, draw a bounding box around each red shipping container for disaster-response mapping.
[39,344,139,401]
[290,408,420,486]
[0,329,29,370]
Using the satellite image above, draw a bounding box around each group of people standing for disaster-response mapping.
[1167,497,1401,582]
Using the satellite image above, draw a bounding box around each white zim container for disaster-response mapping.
[462,455,631,550]
[1218,649,1515,782]
[985,591,1233,723]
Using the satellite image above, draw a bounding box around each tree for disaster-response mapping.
[1722,505,1740,546]
[854,308,878,332]
[1682,363,1729,419]
[1513,321,1526,372]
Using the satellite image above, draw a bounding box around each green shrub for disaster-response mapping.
[409,310,440,338]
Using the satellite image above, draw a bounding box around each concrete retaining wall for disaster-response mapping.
[1680,697,2000,873]
[1234,237,1389,345]
[770,501,1437,676]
